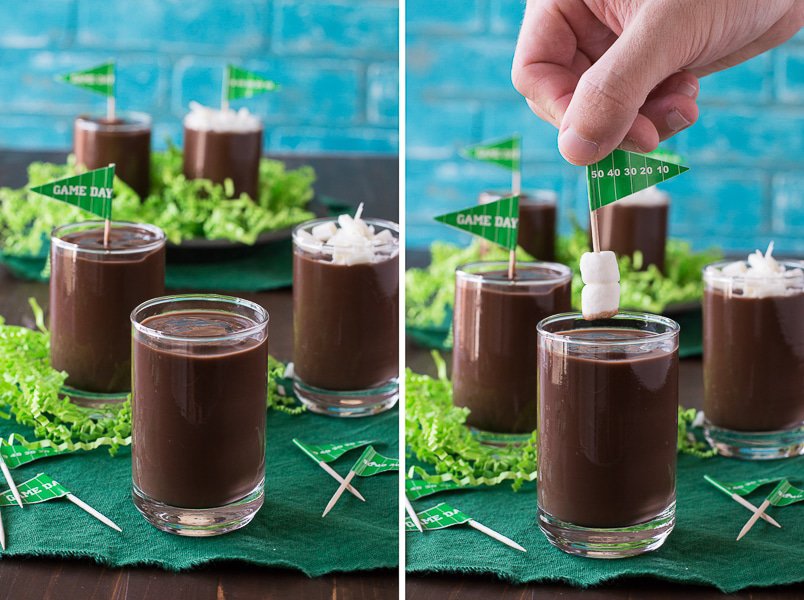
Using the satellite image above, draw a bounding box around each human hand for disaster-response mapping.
[512,0,804,165]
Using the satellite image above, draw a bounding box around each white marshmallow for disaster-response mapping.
[312,222,337,242]
[301,207,398,266]
[580,251,620,284]
[184,101,262,132]
[581,283,620,320]
[706,241,803,298]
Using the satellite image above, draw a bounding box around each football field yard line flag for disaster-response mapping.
[58,62,116,119]
[434,196,520,252]
[462,135,522,195]
[223,65,279,109]
[30,165,115,221]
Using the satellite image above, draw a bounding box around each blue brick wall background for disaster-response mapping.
[0,0,399,154]
[407,1,804,255]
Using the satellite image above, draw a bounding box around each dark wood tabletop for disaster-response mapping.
[0,151,398,600]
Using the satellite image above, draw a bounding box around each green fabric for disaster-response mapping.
[0,240,293,292]
[407,307,704,358]
[406,454,804,592]
[0,408,398,573]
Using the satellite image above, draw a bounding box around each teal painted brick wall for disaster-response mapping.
[406,2,804,254]
[0,0,399,154]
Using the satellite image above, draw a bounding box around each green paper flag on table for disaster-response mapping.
[353,446,399,477]
[587,149,689,210]
[30,165,115,220]
[769,480,804,507]
[227,65,279,100]
[405,479,463,501]
[704,475,786,497]
[0,444,70,470]
[58,62,115,97]
[405,502,471,531]
[293,439,375,464]
[461,136,521,171]
[0,473,69,506]
[434,196,520,251]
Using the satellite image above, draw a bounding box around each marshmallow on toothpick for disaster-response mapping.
[580,250,621,320]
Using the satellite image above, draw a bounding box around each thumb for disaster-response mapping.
[558,7,685,165]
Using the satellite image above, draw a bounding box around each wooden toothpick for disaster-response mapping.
[322,469,357,518]
[731,494,781,528]
[0,454,23,508]
[0,508,6,550]
[737,498,771,541]
[316,461,365,502]
[590,208,601,253]
[404,496,423,533]
[468,519,526,552]
[66,493,121,532]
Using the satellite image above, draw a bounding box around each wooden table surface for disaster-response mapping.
[0,151,398,600]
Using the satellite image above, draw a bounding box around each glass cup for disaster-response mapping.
[74,112,152,199]
[703,261,804,459]
[292,217,399,417]
[131,295,269,536]
[537,312,679,558]
[50,221,165,404]
[451,261,571,443]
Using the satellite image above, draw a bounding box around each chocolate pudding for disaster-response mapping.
[538,325,678,528]
[293,251,399,391]
[479,190,556,261]
[74,113,151,199]
[50,222,165,394]
[132,308,269,509]
[704,287,804,432]
[183,126,263,199]
[595,187,668,271]
[452,263,571,434]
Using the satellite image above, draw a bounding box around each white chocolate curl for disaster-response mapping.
[580,250,622,319]
[296,203,398,266]
[705,242,804,298]
[580,251,620,284]
[184,101,262,132]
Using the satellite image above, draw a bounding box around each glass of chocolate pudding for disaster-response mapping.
[595,186,669,272]
[131,294,269,536]
[537,312,679,558]
[74,112,152,199]
[703,260,804,459]
[50,221,165,404]
[452,261,571,443]
[182,103,263,200]
[478,190,557,261]
[292,217,399,417]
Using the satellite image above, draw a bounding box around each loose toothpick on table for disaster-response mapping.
[66,493,121,532]
[316,461,365,502]
[404,496,423,533]
[468,519,526,552]
[737,498,772,541]
[0,509,5,550]
[730,493,781,528]
[0,454,23,509]
[322,469,358,518]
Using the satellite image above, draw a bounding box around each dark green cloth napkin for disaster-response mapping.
[0,240,293,292]
[406,454,804,592]
[0,408,398,573]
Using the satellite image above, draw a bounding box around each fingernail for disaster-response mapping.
[620,137,645,153]
[667,109,691,132]
[558,128,599,163]
[677,82,697,98]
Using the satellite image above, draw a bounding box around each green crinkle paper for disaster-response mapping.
[406,227,722,332]
[405,353,713,492]
[0,301,303,455]
[0,147,316,257]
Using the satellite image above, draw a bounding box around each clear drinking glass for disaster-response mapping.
[703,260,804,459]
[452,261,571,443]
[537,312,679,558]
[292,217,400,417]
[50,220,165,404]
[131,294,269,536]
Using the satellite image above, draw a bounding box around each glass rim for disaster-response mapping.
[703,259,804,284]
[456,260,572,286]
[537,311,680,347]
[75,111,152,131]
[131,294,269,344]
[51,220,166,256]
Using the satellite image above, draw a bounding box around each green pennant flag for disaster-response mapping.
[0,444,70,470]
[768,480,804,508]
[434,196,519,251]
[704,475,786,497]
[293,439,376,464]
[227,65,279,100]
[58,62,115,97]
[405,479,463,501]
[404,502,471,531]
[352,446,399,477]
[461,136,520,171]
[30,165,115,220]
[587,149,689,211]
[0,473,69,507]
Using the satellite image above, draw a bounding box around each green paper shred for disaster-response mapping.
[405,353,714,491]
[0,301,303,455]
[0,147,316,256]
[406,227,722,332]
